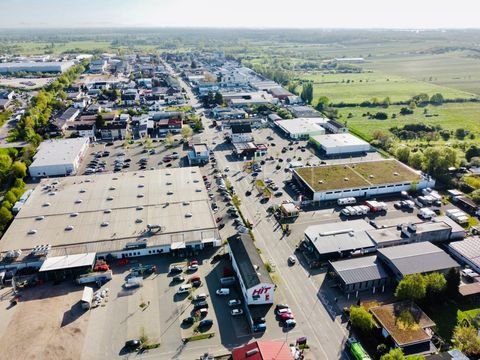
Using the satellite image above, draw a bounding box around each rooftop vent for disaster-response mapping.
[185,213,193,218]
[52,181,59,185]
[104,209,112,214]
[191,170,197,173]
[100,222,109,227]
[138,184,144,188]
[196,189,202,192]
[106,196,114,201]
[43,202,51,207]
[183,201,190,206]
[65,225,74,231]
[166,172,171,176]
[167,191,173,195]
[245,349,259,357]
[135,218,143,223]
[136,206,144,210]
[193,180,199,183]
[35,216,45,221]
[70,212,79,217]
[137,194,144,198]
[139,175,145,178]
[28,229,37,235]
[109,186,116,190]
[75,199,83,204]
[79,189,86,193]
[166,182,172,185]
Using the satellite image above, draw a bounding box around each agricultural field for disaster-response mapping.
[299,71,478,104]
[338,103,480,141]
[365,52,480,95]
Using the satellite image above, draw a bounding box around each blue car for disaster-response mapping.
[252,323,267,332]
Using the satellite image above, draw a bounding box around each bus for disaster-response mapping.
[347,337,371,360]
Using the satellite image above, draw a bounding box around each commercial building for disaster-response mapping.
[377,242,459,281]
[228,234,275,305]
[0,61,75,74]
[309,133,371,156]
[187,143,210,165]
[329,255,390,296]
[448,237,480,273]
[268,87,294,100]
[304,219,376,260]
[230,123,253,143]
[289,105,322,118]
[370,301,436,355]
[0,168,220,263]
[28,138,89,178]
[293,159,435,203]
[275,118,327,139]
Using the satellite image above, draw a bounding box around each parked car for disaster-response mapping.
[124,339,141,351]
[288,255,296,265]
[252,317,266,325]
[216,288,230,296]
[193,293,208,301]
[169,265,183,274]
[228,299,242,307]
[198,319,213,328]
[177,284,192,294]
[280,312,295,321]
[231,309,243,316]
[283,319,297,329]
[182,316,195,325]
[253,323,267,332]
[172,275,185,283]
[193,301,209,310]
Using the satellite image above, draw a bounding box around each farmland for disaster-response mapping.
[337,103,480,141]
[299,71,477,104]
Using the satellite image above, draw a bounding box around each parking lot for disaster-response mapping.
[77,136,190,176]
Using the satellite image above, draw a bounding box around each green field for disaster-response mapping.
[339,103,480,141]
[365,52,480,95]
[299,72,478,104]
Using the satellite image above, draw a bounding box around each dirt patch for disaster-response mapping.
[0,283,90,360]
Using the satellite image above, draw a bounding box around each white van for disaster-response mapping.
[177,284,192,294]
[216,288,230,296]
[337,197,356,206]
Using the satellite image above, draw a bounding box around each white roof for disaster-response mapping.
[275,118,328,136]
[39,252,96,272]
[311,133,370,149]
[30,138,89,168]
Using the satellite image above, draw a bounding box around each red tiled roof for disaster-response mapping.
[232,341,293,360]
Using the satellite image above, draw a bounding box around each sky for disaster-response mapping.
[1,0,479,29]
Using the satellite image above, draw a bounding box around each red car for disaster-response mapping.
[189,260,198,266]
[280,312,294,321]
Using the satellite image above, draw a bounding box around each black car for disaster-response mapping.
[274,191,283,197]
[252,317,266,325]
[198,319,213,328]
[245,190,252,196]
[172,275,184,283]
[182,317,195,325]
[193,301,209,310]
[124,339,141,351]
[169,265,183,274]
[192,280,202,288]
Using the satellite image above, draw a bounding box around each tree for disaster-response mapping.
[422,147,457,181]
[214,92,224,106]
[372,130,393,150]
[452,325,480,357]
[466,145,480,162]
[300,82,313,104]
[181,125,193,141]
[430,93,444,105]
[0,206,13,226]
[455,128,467,140]
[395,273,426,301]
[425,272,446,294]
[165,132,174,147]
[316,96,330,111]
[408,152,424,170]
[445,268,460,298]
[11,161,27,178]
[349,305,374,333]
[0,154,13,178]
[396,147,411,164]
[380,348,425,360]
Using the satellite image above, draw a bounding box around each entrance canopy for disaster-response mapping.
[39,252,96,272]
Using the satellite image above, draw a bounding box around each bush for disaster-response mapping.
[349,305,374,333]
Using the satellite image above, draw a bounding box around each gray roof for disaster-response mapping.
[448,237,480,269]
[228,234,272,290]
[330,255,389,285]
[377,242,459,276]
[29,138,89,168]
[305,219,375,255]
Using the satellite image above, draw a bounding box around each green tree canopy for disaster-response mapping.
[349,305,374,333]
[380,347,425,360]
[181,125,193,140]
[11,161,27,179]
[395,273,426,301]
[452,325,480,357]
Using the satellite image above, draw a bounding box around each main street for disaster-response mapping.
[163,60,352,358]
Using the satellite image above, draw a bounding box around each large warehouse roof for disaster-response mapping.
[275,118,327,136]
[294,159,423,193]
[377,242,459,276]
[310,133,370,150]
[29,138,89,168]
[0,168,217,255]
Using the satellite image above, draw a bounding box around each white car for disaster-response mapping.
[216,288,230,296]
[288,255,296,265]
[228,299,242,307]
[187,264,199,271]
[231,309,243,316]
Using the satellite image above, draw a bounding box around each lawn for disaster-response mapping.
[338,103,480,141]
[299,72,477,104]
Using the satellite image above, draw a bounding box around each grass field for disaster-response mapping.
[365,52,480,95]
[299,72,478,104]
[339,103,480,141]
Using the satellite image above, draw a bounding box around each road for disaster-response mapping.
[162,59,351,358]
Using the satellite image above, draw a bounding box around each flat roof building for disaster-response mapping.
[29,138,89,178]
[377,242,459,281]
[309,133,370,156]
[275,118,327,139]
[448,237,480,273]
[0,61,75,74]
[293,159,435,203]
[304,219,376,259]
[0,168,219,260]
